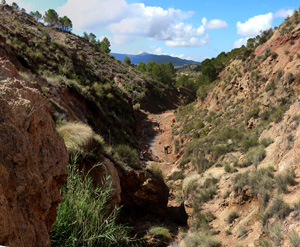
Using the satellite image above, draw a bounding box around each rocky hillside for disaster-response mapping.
[0,38,68,247]
[0,4,177,247]
[0,4,179,146]
[170,9,300,246]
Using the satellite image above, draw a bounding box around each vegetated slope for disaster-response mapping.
[172,10,300,246]
[111,52,201,67]
[0,4,178,146]
[0,4,178,247]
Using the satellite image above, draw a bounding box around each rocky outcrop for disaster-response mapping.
[117,164,169,217]
[0,53,68,246]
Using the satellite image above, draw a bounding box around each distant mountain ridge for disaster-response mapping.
[111,52,201,67]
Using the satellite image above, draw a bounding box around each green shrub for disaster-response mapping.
[270,221,282,246]
[295,73,300,84]
[50,159,140,246]
[276,69,284,82]
[168,171,185,181]
[265,79,276,92]
[149,226,171,244]
[224,163,237,173]
[242,133,259,152]
[260,138,273,147]
[289,230,300,247]
[150,163,164,182]
[275,169,296,194]
[241,145,266,167]
[114,144,140,169]
[271,52,278,59]
[227,211,239,224]
[232,167,274,208]
[238,225,248,239]
[287,72,295,83]
[182,231,219,247]
[267,197,291,219]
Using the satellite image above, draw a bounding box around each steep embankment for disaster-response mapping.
[169,11,300,247]
[0,38,68,247]
[0,5,178,246]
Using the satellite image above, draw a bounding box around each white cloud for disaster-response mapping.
[154,47,164,54]
[237,12,273,36]
[57,0,128,30]
[232,37,249,48]
[274,9,294,18]
[166,34,210,47]
[57,0,217,47]
[111,35,132,46]
[206,19,228,29]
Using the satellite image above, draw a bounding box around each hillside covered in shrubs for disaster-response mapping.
[170,7,300,246]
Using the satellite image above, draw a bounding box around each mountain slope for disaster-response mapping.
[171,10,300,246]
[111,52,201,67]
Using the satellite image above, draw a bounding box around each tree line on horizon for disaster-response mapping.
[1,1,72,32]
[1,0,112,54]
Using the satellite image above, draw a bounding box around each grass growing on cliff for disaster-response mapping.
[57,122,105,156]
[50,156,140,247]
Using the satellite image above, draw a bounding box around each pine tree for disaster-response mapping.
[58,16,72,31]
[124,56,132,66]
[44,9,59,27]
[30,11,42,21]
[100,37,111,54]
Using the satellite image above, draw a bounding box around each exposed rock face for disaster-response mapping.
[0,58,68,246]
[118,165,169,216]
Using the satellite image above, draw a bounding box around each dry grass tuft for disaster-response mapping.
[57,122,105,155]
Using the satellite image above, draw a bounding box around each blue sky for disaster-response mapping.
[7,0,299,62]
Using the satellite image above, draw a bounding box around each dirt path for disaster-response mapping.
[146,110,179,178]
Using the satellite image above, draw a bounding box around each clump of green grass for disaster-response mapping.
[149,226,171,244]
[50,157,140,247]
[288,229,300,247]
[182,231,219,247]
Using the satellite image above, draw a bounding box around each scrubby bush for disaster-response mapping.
[289,230,300,247]
[276,69,284,82]
[224,163,237,173]
[240,145,266,167]
[265,79,276,92]
[270,221,282,246]
[182,231,219,247]
[114,144,140,169]
[149,163,164,182]
[227,211,239,224]
[275,169,296,194]
[271,52,278,60]
[168,171,185,181]
[260,138,273,147]
[287,72,295,83]
[232,166,274,209]
[267,197,291,219]
[149,226,171,244]
[50,159,140,246]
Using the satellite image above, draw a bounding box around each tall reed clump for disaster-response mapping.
[50,156,141,247]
